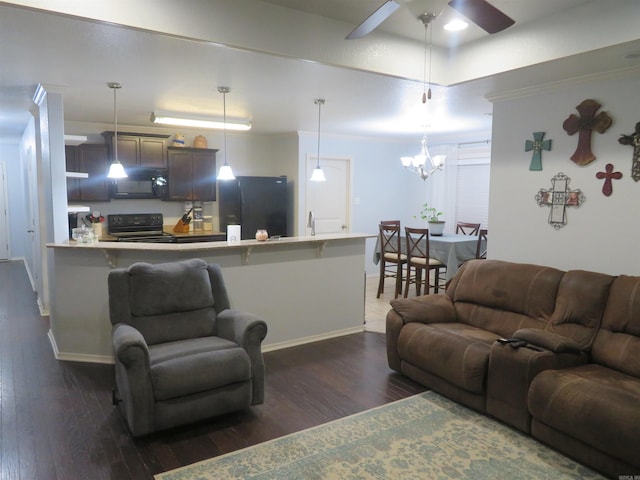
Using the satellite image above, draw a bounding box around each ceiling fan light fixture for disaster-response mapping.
[444,19,468,31]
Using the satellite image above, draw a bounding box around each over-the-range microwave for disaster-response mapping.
[111,168,168,199]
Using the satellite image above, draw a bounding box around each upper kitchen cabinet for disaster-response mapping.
[65,144,110,202]
[167,147,217,201]
[102,132,170,169]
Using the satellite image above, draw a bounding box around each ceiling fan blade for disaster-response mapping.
[346,0,401,39]
[448,0,515,34]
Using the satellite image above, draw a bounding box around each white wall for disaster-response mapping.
[296,131,460,275]
[489,68,640,275]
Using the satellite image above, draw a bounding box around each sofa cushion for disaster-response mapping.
[150,337,251,401]
[546,270,614,349]
[446,260,564,334]
[528,364,640,466]
[398,322,497,394]
[592,275,640,378]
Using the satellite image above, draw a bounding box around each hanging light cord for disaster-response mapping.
[316,99,324,168]
[428,21,433,101]
[223,90,228,166]
[107,82,122,162]
[113,85,118,162]
[419,13,435,104]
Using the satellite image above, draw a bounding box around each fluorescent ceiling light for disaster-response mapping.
[444,19,468,31]
[150,113,251,131]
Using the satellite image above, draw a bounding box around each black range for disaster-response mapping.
[108,213,176,243]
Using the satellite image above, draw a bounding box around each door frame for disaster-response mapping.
[0,161,9,261]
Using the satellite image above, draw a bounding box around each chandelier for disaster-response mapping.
[399,12,445,181]
[401,135,445,180]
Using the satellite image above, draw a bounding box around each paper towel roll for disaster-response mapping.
[227,225,241,244]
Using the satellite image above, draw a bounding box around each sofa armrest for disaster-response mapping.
[217,309,268,405]
[389,294,456,325]
[514,328,583,353]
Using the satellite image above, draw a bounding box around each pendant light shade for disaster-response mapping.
[107,82,127,179]
[216,86,235,181]
[311,98,326,182]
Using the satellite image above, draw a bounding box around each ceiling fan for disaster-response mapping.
[346,0,515,39]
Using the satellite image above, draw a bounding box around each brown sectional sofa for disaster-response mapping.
[386,259,640,478]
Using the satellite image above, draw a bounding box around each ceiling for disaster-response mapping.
[0,0,638,145]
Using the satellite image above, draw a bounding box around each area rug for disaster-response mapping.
[155,391,604,480]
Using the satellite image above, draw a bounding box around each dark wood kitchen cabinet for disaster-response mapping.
[102,132,169,169]
[65,144,110,202]
[167,147,217,201]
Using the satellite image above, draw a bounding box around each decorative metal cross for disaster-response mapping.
[524,131,552,171]
[535,172,585,229]
[618,121,640,181]
[562,99,612,166]
[596,164,622,197]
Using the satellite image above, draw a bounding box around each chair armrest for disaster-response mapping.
[389,294,456,325]
[112,323,150,367]
[217,309,268,405]
[217,309,268,349]
[513,328,583,353]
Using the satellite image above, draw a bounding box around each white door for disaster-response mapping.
[0,162,9,261]
[305,156,351,235]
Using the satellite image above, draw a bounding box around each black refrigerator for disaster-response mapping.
[218,176,288,240]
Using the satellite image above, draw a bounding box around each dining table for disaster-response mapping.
[373,233,484,283]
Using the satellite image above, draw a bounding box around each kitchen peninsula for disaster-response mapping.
[47,233,371,363]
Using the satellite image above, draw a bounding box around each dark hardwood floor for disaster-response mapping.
[0,260,425,479]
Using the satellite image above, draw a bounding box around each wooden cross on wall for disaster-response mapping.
[535,172,585,229]
[524,131,552,171]
[562,99,612,166]
[596,164,622,197]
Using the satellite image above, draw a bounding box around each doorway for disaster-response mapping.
[305,156,351,235]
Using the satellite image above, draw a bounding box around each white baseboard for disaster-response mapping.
[46,325,366,363]
[47,329,114,364]
[262,325,365,352]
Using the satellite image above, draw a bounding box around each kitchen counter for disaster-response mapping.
[46,233,373,363]
[51,232,370,251]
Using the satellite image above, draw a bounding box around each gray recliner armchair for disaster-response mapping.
[108,258,268,437]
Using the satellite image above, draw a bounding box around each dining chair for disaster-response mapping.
[403,227,445,297]
[377,223,406,298]
[476,229,488,259]
[456,221,481,236]
[380,220,401,227]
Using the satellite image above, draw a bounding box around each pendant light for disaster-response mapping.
[310,98,326,182]
[106,82,127,179]
[216,86,235,181]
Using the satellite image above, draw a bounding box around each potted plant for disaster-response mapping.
[417,203,445,236]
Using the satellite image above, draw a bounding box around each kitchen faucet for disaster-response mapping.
[307,211,315,236]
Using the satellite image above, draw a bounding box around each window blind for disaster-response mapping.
[454,143,491,229]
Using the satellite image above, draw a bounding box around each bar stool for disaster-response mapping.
[404,227,445,297]
[377,223,406,298]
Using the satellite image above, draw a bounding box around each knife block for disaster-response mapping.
[173,221,190,233]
